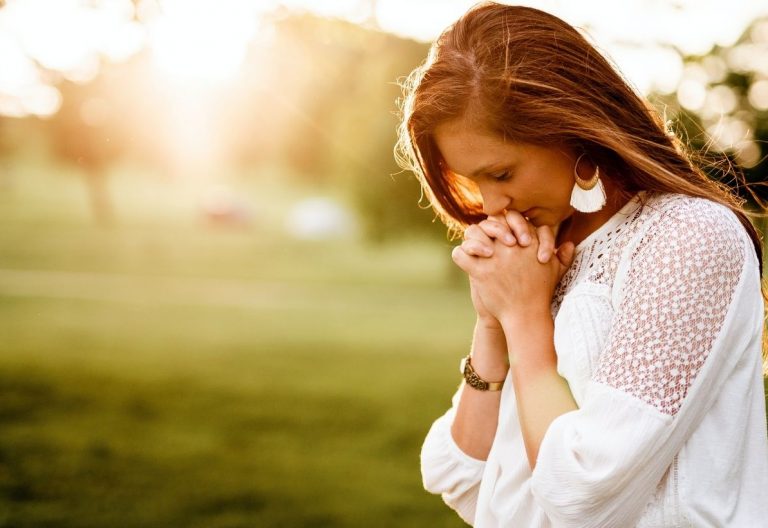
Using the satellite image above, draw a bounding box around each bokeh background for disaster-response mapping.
[1,1,767,527]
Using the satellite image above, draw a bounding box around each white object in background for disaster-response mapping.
[286,197,358,240]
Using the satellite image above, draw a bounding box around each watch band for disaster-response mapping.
[460,354,505,391]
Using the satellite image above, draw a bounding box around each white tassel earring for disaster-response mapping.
[570,153,606,213]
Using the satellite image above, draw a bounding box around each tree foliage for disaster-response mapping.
[653,16,768,204]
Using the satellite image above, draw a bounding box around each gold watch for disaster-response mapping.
[460,354,505,391]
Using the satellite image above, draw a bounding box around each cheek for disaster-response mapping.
[554,172,575,203]
[541,181,573,208]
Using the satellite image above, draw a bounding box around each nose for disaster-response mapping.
[477,181,509,217]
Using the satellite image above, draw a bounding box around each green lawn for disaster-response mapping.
[0,164,474,527]
[0,293,471,528]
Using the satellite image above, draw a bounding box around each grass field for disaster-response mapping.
[1,161,766,528]
[0,162,476,527]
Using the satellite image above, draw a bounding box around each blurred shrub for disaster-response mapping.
[653,15,768,205]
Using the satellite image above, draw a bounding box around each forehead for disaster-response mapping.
[433,120,520,177]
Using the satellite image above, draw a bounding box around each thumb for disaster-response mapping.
[555,241,576,276]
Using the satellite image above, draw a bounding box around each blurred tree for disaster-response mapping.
[653,15,768,206]
[225,13,445,241]
[0,0,145,226]
[48,78,122,226]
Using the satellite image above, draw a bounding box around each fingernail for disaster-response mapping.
[505,234,515,244]
[521,234,531,244]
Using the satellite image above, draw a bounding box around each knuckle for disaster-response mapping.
[476,226,494,238]
[462,241,478,254]
[488,213,506,223]
[512,219,528,233]
[506,209,524,222]
[464,224,481,239]
[479,219,501,232]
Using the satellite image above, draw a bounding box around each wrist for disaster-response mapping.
[499,309,552,336]
[467,351,509,383]
[469,321,509,381]
[475,315,503,332]
[500,312,557,373]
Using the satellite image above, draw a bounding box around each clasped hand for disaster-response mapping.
[452,210,576,329]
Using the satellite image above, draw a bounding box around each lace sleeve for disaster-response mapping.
[529,199,758,527]
[593,200,746,415]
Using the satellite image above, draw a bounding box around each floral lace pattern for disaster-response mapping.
[592,197,746,416]
[551,193,652,316]
[552,194,748,416]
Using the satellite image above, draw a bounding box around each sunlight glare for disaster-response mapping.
[5,0,141,82]
[748,80,768,111]
[0,25,61,116]
[677,79,707,111]
[149,0,260,84]
[706,116,750,152]
[0,0,141,117]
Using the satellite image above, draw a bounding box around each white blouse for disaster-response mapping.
[421,192,768,527]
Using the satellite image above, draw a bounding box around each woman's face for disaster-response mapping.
[433,119,580,228]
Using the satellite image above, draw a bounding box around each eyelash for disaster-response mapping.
[490,171,511,181]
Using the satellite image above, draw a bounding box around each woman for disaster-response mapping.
[395,2,768,527]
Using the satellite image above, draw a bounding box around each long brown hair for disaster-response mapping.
[395,2,767,362]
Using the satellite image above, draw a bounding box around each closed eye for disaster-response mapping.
[490,171,511,181]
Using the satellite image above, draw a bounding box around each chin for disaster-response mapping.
[530,213,564,230]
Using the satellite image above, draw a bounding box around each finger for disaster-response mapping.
[461,239,493,257]
[556,241,576,274]
[451,245,473,272]
[478,218,516,246]
[504,210,533,246]
[464,224,499,248]
[463,224,478,240]
[536,225,556,264]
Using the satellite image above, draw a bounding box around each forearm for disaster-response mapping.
[450,320,509,460]
[502,313,578,470]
